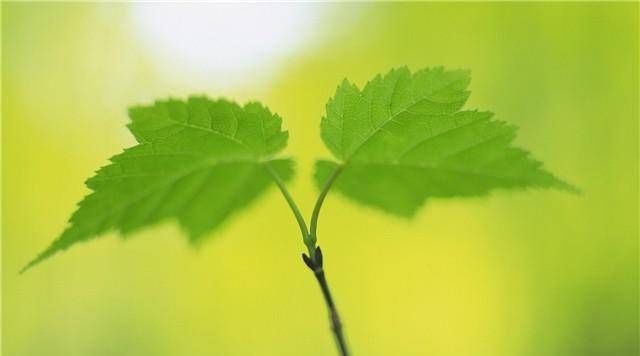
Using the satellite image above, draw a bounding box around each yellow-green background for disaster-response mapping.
[2,3,638,356]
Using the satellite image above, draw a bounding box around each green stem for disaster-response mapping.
[309,165,343,249]
[263,162,311,249]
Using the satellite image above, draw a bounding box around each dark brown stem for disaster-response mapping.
[303,247,349,356]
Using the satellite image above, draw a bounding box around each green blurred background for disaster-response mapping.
[2,2,638,356]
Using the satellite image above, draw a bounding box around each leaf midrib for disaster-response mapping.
[342,160,533,185]
[343,76,469,163]
[163,108,257,156]
[76,156,272,227]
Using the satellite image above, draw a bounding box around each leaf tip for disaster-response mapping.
[18,264,32,275]
[558,180,582,195]
[19,249,51,274]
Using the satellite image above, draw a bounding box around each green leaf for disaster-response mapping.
[316,66,576,217]
[23,97,293,272]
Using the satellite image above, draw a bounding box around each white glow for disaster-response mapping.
[131,3,324,87]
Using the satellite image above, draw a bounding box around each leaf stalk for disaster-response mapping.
[263,162,310,243]
[309,165,344,253]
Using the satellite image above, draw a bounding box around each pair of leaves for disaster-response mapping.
[23,67,573,271]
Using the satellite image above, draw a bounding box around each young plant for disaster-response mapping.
[23,66,575,356]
